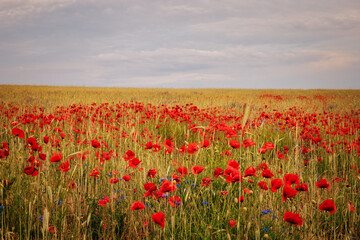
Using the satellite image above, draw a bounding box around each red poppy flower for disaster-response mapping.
[213,167,224,177]
[98,197,110,206]
[282,185,297,201]
[201,177,212,186]
[319,199,336,214]
[58,161,70,172]
[261,169,274,178]
[152,212,165,228]
[229,220,237,228]
[147,168,157,178]
[145,141,153,149]
[295,183,308,192]
[122,175,131,181]
[39,153,46,161]
[129,158,141,168]
[160,180,176,193]
[244,166,257,177]
[191,165,204,175]
[201,139,210,148]
[24,166,38,176]
[225,169,243,183]
[12,127,25,138]
[91,139,101,148]
[27,137,37,146]
[89,167,100,178]
[172,174,181,183]
[258,181,268,190]
[110,177,119,184]
[144,182,157,192]
[242,138,256,148]
[283,212,303,226]
[131,201,145,210]
[123,150,135,161]
[67,181,76,189]
[227,159,239,170]
[264,142,274,150]
[283,174,300,185]
[188,143,199,154]
[316,179,331,189]
[50,152,63,162]
[163,139,174,148]
[177,166,188,177]
[349,205,355,212]
[229,140,240,148]
[43,136,49,144]
[168,196,181,207]
[179,145,187,153]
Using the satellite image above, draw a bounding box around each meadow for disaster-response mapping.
[0,85,359,239]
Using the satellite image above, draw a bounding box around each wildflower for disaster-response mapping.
[201,177,212,187]
[191,165,204,175]
[316,179,331,189]
[168,196,181,207]
[131,201,145,210]
[244,166,257,177]
[177,166,188,177]
[89,167,100,178]
[258,181,268,190]
[110,177,119,184]
[152,212,165,228]
[295,183,308,192]
[147,168,157,178]
[282,185,297,201]
[283,174,300,185]
[229,140,240,148]
[319,199,336,214]
[50,152,63,162]
[24,166,38,176]
[261,169,274,179]
[283,212,302,226]
[227,159,239,170]
[12,127,25,138]
[271,179,283,192]
[213,167,223,177]
[91,139,101,148]
[229,220,237,228]
[201,139,210,148]
[122,175,131,181]
[188,143,199,154]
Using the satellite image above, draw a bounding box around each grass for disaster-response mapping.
[0,85,359,239]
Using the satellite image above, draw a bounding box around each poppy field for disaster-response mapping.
[0,85,359,239]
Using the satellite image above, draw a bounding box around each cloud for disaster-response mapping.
[0,0,77,27]
[0,0,359,89]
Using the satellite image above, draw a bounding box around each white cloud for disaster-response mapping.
[0,0,76,26]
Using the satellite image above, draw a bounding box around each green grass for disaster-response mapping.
[0,85,359,239]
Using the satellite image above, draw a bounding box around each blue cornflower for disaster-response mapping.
[261,209,271,214]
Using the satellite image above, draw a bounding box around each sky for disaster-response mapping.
[0,0,359,89]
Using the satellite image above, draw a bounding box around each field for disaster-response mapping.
[0,85,359,239]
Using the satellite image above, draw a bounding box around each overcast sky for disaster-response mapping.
[0,0,359,88]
